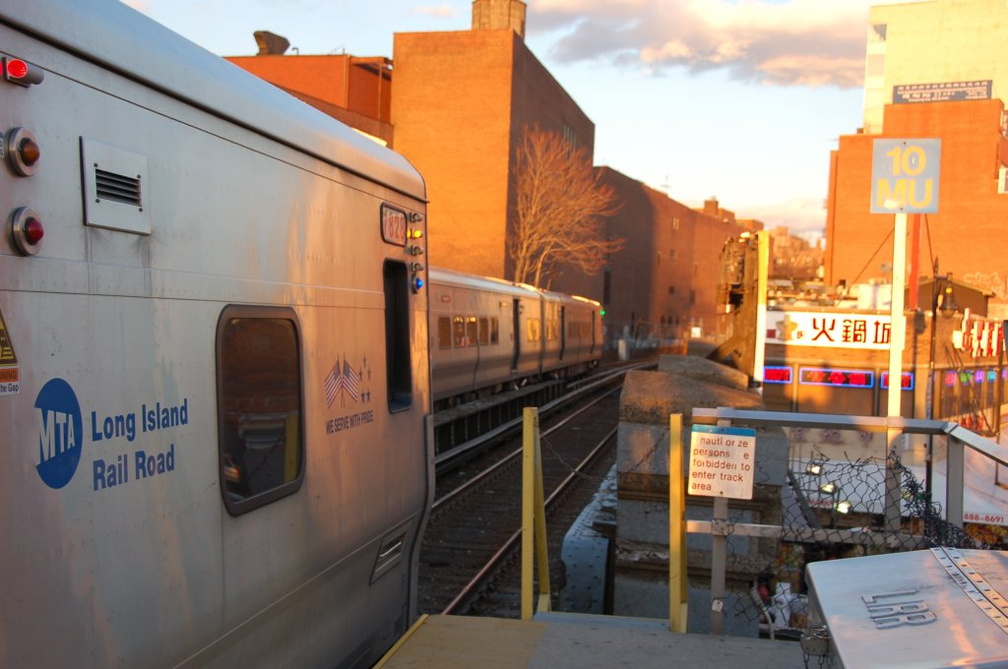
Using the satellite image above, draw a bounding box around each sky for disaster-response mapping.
[121,0,909,242]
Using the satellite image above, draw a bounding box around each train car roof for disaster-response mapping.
[2,0,426,201]
[428,267,541,298]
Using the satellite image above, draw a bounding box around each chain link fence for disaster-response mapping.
[699,416,1004,642]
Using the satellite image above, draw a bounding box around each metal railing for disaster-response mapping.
[669,407,1008,635]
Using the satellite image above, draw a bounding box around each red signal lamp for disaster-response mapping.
[3,57,44,87]
[10,207,44,255]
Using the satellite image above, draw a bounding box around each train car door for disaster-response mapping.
[559,306,567,361]
[591,310,598,355]
[511,298,521,371]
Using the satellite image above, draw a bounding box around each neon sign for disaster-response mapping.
[880,371,915,391]
[763,366,793,384]
[799,367,874,388]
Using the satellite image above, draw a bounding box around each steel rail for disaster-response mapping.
[432,387,619,512]
[433,362,650,473]
[440,425,618,614]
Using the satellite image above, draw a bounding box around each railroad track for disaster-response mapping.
[418,386,622,617]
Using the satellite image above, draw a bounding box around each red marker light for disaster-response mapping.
[24,217,44,245]
[10,207,44,255]
[6,59,28,80]
[3,57,44,86]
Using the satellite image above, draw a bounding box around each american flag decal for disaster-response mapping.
[324,356,366,407]
[341,360,360,402]
[324,362,339,407]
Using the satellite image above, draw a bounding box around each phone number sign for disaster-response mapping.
[870,138,941,214]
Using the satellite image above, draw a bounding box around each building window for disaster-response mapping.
[562,122,578,157]
[671,217,680,232]
[999,165,1008,194]
[871,23,887,42]
[669,249,677,261]
[866,54,885,78]
[216,306,304,516]
[668,285,676,295]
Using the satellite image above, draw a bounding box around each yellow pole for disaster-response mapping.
[521,407,551,620]
[533,413,552,614]
[668,413,688,633]
[521,407,536,620]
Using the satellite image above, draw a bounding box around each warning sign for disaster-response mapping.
[0,305,20,396]
[688,425,756,499]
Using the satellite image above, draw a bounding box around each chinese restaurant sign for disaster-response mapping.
[767,312,891,350]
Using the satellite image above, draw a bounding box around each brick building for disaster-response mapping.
[593,169,759,342]
[225,0,766,343]
[768,226,823,282]
[826,0,1008,319]
[226,37,393,145]
[391,1,595,282]
[825,98,1008,317]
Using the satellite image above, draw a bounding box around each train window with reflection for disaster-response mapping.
[216,306,304,516]
[437,316,452,349]
[478,317,490,345]
[466,316,478,347]
[490,317,500,344]
[527,318,541,342]
[453,315,466,347]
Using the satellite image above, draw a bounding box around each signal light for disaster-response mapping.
[23,217,44,245]
[6,127,41,176]
[600,309,606,316]
[10,207,44,256]
[3,58,44,87]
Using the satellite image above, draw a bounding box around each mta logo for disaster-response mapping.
[35,378,83,489]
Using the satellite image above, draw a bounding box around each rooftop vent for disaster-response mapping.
[254,31,290,56]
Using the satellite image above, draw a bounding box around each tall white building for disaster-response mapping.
[863,0,1008,133]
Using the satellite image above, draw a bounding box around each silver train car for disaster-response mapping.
[428,267,603,407]
[1,1,432,667]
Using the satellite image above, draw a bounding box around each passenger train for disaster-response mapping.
[428,267,603,408]
[2,1,606,666]
[2,1,431,667]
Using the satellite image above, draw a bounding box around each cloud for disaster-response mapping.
[529,0,873,88]
[741,196,826,241]
[412,3,457,18]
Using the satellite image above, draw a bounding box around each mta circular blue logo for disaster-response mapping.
[34,378,83,489]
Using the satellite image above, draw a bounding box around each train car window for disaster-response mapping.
[216,306,304,516]
[466,317,479,347]
[453,316,466,347]
[478,317,490,345]
[491,317,500,345]
[527,318,541,343]
[437,316,452,349]
[384,260,413,412]
[546,320,558,341]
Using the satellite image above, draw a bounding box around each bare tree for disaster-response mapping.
[509,125,623,288]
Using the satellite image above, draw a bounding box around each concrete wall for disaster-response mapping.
[612,356,789,634]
